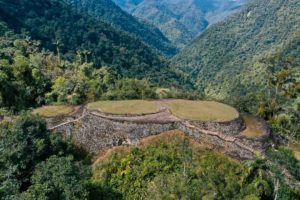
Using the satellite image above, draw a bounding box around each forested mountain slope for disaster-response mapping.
[112,0,143,13]
[113,0,247,48]
[172,0,300,100]
[0,0,173,82]
[64,0,177,56]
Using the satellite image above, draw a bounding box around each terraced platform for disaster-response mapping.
[87,100,160,115]
[86,100,238,121]
[33,105,80,117]
[38,100,272,160]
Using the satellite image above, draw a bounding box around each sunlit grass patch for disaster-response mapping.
[87,100,159,114]
[32,105,74,117]
[163,100,238,121]
[289,142,300,160]
[241,115,266,138]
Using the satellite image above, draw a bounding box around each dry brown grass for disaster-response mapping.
[32,105,74,117]
[163,100,238,121]
[289,142,300,160]
[241,115,266,138]
[87,100,159,114]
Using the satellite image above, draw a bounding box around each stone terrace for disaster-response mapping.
[43,100,273,160]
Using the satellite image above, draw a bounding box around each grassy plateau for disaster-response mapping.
[87,100,159,114]
[32,105,74,117]
[34,100,240,122]
[163,100,238,121]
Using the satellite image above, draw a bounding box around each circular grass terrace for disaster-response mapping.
[87,100,238,122]
[32,105,75,117]
[87,100,159,115]
[33,100,239,122]
[162,100,238,122]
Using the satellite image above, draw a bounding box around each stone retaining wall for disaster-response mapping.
[53,112,176,153]
[176,122,255,159]
[45,106,84,128]
[48,109,271,160]
[187,114,245,135]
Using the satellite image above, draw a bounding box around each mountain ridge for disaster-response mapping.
[64,0,177,56]
[0,0,175,83]
[171,0,300,100]
[113,0,248,48]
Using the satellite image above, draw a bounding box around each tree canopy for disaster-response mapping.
[0,114,90,199]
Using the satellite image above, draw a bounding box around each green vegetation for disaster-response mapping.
[1,116,299,199]
[24,155,89,200]
[0,0,177,83]
[32,106,75,117]
[113,0,247,48]
[0,114,90,199]
[0,0,299,198]
[0,0,198,112]
[172,0,300,99]
[173,1,300,139]
[266,148,300,185]
[234,55,300,139]
[87,100,159,114]
[155,87,203,100]
[164,100,238,121]
[101,78,157,100]
[65,0,177,56]
[0,26,52,111]
[0,22,167,111]
[92,132,276,199]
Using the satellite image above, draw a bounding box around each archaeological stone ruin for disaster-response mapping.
[44,101,273,160]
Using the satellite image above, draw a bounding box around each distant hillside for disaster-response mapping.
[0,0,174,82]
[113,0,143,13]
[113,0,247,48]
[65,0,177,56]
[172,0,300,100]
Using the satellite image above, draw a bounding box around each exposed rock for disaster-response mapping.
[47,107,272,160]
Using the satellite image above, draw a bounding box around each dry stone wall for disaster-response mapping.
[47,108,272,160]
[188,115,245,135]
[50,111,177,153]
